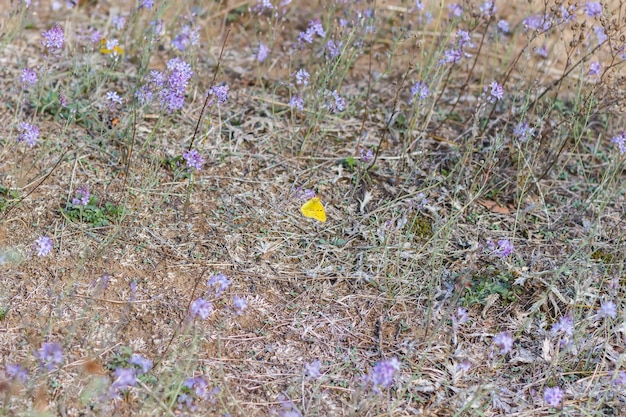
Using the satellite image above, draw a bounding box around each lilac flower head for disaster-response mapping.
[38,341,63,370]
[298,19,325,44]
[550,314,574,337]
[173,23,200,52]
[486,81,504,102]
[207,273,230,296]
[611,132,626,154]
[492,331,513,354]
[594,26,607,45]
[304,359,321,379]
[597,301,617,320]
[6,364,28,383]
[326,40,342,59]
[589,61,602,77]
[112,15,126,31]
[111,368,137,392]
[456,30,474,49]
[325,90,345,113]
[129,354,152,374]
[497,20,509,33]
[183,149,204,172]
[448,3,463,18]
[35,236,53,257]
[256,42,269,63]
[513,121,534,142]
[479,1,496,16]
[585,2,602,18]
[20,68,38,87]
[543,386,564,407]
[41,23,64,53]
[360,148,374,163]
[410,193,428,210]
[190,298,213,319]
[409,81,429,103]
[488,239,514,258]
[289,95,304,110]
[106,91,122,108]
[184,376,210,399]
[365,357,400,393]
[535,45,548,58]
[155,57,194,112]
[139,0,154,9]
[232,295,247,315]
[72,184,91,206]
[295,69,309,86]
[16,122,40,147]
[208,84,229,106]
[252,0,273,13]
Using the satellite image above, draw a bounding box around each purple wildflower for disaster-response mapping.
[409,81,429,103]
[72,184,91,206]
[232,295,247,315]
[35,236,53,257]
[365,357,401,393]
[298,19,325,44]
[16,122,40,147]
[360,148,374,163]
[488,239,514,258]
[589,61,601,76]
[550,314,574,337]
[492,331,513,354]
[326,40,342,58]
[304,360,321,379]
[535,45,548,58]
[20,68,38,87]
[207,273,230,296]
[172,24,200,51]
[479,1,496,16]
[129,354,152,374]
[594,26,607,45]
[112,15,126,31]
[295,69,309,85]
[41,23,64,53]
[410,193,428,210]
[139,0,154,8]
[513,121,534,142]
[252,0,273,13]
[183,376,211,399]
[611,132,626,154]
[448,3,462,18]
[543,386,563,407]
[289,95,304,110]
[585,2,602,18]
[190,298,213,319]
[183,149,204,171]
[486,81,504,102]
[325,90,345,113]
[6,364,28,383]
[208,84,229,106]
[106,91,122,108]
[439,48,463,65]
[38,341,63,370]
[598,301,617,320]
[497,20,509,33]
[111,368,137,392]
[256,42,269,63]
[155,57,194,112]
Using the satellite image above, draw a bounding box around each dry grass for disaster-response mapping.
[1,0,626,416]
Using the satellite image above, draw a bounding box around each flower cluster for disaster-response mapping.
[363,357,401,394]
[487,239,514,258]
[137,58,194,113]
[41,23,64,53]
[38,341,63,370]
[16,122,40,147]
